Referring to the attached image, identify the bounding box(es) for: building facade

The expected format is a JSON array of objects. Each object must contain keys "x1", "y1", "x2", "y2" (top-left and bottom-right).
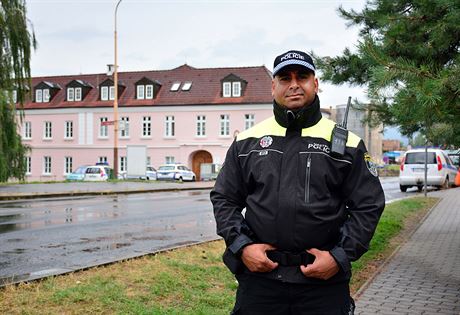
[{"x1": 18, "y1": 65, "x2": 276, "y2": 181}]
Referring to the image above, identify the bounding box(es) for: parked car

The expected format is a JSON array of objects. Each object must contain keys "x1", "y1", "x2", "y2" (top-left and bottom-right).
[
  {"x1": 145, "y1": 166, "x2": 157, "y2": 180},
  {"x1": 156, "y1": 164, "x2": 196, "y2": 182},
  {"x1": 399, "y1": 148, "x2": 458, "y2": 192},
  {"x1": 84, "y1": 165, "x2": 111, "y2": 181},
  {"x1": 66, "y1": 165, "x2": 90, "y2": 181},
  {"x1": 117, "y1": 166, "x2": 157, "y2": 180}
]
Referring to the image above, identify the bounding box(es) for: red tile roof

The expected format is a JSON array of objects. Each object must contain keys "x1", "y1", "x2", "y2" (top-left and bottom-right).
[{"x1": 20, "y1": 64, "x2": 273, "y2": 110}]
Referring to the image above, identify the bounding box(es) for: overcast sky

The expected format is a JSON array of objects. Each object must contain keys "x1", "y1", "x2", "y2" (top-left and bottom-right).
[{"x1": 26, "y1": 0, "x2": 373, "y2": 108}]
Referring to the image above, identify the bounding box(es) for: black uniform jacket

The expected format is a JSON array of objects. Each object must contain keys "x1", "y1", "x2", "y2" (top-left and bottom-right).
[{"x1": 211, "y1": 96, "x2": 385, "y2": 284}]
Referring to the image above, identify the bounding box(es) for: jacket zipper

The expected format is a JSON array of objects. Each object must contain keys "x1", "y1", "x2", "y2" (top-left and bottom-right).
[{"x1": 305, "y1": 154, "x2": 311, "y2": 204}]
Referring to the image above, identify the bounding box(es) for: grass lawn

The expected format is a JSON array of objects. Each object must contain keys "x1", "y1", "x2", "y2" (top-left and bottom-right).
[{"x1": 0, "y1": 197, "x2": 437, "y2": 314}]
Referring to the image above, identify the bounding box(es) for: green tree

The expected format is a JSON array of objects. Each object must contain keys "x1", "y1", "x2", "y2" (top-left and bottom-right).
[
  {"x1": 0, "y1": 0, "x2": 36, "y2": 181},
  {"x1": 314, "y1": 0, "x2": 460, "y2": 146}
]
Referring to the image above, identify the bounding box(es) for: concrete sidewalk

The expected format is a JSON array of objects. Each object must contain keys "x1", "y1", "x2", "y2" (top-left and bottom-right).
[
  {"x1": 0, "y1": 180, "x2": 215, "y2": 200},
  {"x1": 355, "y1": 187, "x2": 460, "y2": 314}
]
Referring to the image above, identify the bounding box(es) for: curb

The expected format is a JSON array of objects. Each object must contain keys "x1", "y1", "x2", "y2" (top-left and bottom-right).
[
  {"x1": 0, "y1": 185, "x2": 215, "y2": 201},
  {"x1": 0, "y1": 237, "x2": 221, "y2": 287}
]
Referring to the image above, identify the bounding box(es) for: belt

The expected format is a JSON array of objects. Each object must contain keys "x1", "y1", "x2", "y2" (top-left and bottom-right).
[{"x1": 267, "y1": 250, "x2": 315, "y2": 266}]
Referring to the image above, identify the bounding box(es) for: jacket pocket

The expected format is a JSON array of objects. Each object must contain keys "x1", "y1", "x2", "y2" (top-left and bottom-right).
[{"x1": 304, "y1": 153, "x2": 312, "y2": 204}]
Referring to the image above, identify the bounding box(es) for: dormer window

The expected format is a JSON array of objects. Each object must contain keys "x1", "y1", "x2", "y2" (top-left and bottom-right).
[
  {"x1": 66, "y1": 80, "x2": 92, "y2": 102},
  {"x1": 136, "y1": 84, "x2": 154, "y2": 99},
  {"x1": 135, "y1": 77, "x2": 160, "y2": 100},
  {"x1": 67, "y1": 87, "x2": 82, "y2": 101},
  {"x1": 36, "y1": 88, "x2": 50, "y2": 103},
  {"x1": 34, "y1": 81, "x2": 61, "y2": 103},
  {"x1": 99, "y1": 79, "x2": 125, "y2": 101},
  {"x1": 221, "y1": 74, "x2": 247, "y2": 98}
]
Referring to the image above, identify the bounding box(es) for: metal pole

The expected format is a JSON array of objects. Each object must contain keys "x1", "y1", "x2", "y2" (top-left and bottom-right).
[
  {"x1": 113, "y1": 0, "x2": 122, "y2": 179},
  {"x1": 424, "y1": 141, "x2": 428, "y2": 197}
]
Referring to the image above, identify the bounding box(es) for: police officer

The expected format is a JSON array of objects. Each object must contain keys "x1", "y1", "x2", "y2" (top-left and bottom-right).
[{"x1": 211, "y1": 50, "x2": 385, "y2": 314}]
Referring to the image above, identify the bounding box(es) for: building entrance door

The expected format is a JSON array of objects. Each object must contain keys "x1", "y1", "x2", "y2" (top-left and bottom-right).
[{"x1": 192, "y1": 151, "x2": 212, "y2": 181}]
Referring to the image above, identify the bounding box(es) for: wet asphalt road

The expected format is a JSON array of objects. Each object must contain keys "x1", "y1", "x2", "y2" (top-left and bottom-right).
[
  {"x1": 0, "y1": 177, "x2": 430, "y2": 285},
  {"x1": 0, "y1": 189, "x2": 217, "y2": 285}
]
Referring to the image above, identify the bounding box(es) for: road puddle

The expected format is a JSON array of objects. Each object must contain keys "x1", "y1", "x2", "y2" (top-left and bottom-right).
[{"x1": 81, "y1": 242, "x2": 131, "y2": 253}]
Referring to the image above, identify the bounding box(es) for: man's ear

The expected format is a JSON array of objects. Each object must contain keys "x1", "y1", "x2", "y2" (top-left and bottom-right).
[
  {"x1": 271, "y1": 79, "x2": 276, "y2": 97},
  {"x1": 314, "y1": 78, "x2": 319, "y2": 93}
]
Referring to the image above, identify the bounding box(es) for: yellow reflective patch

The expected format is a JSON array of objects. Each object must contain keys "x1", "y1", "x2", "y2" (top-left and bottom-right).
[
  {"x1": 236, "y1": 117, "x2": 286, "y2": 141},
  {"x1": 301, "y1": 117, "x2": 361, "y2": 148},
  {"x1": 237, "y1": 116, "x2": 361, "y2": 148}
]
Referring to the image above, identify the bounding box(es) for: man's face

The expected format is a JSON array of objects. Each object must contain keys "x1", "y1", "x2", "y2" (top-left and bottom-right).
[{"x1": 271, "y1": 66, "x2": 318, "y2": 110}]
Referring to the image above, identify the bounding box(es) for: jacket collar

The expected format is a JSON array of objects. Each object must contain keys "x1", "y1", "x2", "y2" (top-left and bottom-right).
[{"x1": 273, "y1": 94, "x2": 322, "y2": 130}]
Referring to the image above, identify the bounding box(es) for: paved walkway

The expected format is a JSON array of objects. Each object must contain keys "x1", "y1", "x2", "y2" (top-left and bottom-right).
[{"x1": 355, "y1": 187, "x2": 460, "y2": 314}]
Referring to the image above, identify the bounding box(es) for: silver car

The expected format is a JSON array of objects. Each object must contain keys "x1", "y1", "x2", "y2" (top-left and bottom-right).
[{"x1": 156, "y1": 164, "x2": 196, "y2": 182}]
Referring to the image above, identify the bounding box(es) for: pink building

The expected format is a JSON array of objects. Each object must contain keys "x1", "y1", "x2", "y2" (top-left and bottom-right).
[{"x1": 18, "y1": 65, "x2": 275, "y2": 181}]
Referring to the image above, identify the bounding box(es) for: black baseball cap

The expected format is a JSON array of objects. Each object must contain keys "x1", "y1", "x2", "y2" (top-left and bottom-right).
[{"x1": 273, "y1": 50, "x2": 316, "y2": 77}]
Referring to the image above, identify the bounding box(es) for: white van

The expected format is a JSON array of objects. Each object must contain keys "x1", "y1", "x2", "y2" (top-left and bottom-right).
[{"x1": 399, "y1": 149, "x2": 458, "y2": 192}]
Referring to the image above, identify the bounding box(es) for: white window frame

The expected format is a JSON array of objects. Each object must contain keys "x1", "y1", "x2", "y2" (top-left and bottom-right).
[
  {"x1": 170, "y1": 82, "x2": 181, "y2": 91},
  {"x1": 146, "y1": 84, "x2": 153, "y2": 99},
  {"x1": 64, "y1": 121, "x2": 73, "y2": 139},
  {"x1": 182, "y1": 82, "x2": 192, "y2": 91},
  {"x1": 137, "y1": 85, "x2": 145, "y2": 100},
  {"x1": 223, "y1": 82, "x2": 231, "y2": 97},
  {"x1": 43, "y1": 156, "x2": 52, "y2": 175},
  {"x1": 36, "y1": 89, "x2": 43, "y2": 103},
  {"x1": 67, "y1": 88, "x2": 74, "y2": 101},
  {"x1": 23, "y1": 121, "x2": 32, "y2": 139},
  {"x1": 220, "y1": 114, "x2": 230, "y2": 136},
  {"x1": 25, "y1": 156, "x2": 31, "y2": 174},
  {"x1": 245, "y1": 114, "x2": 255, "y2": 130},
  {"x1": 43, "y1": 89, "x2": 50, "y2": 102},
  {"x1": 99, "y1": 117, "x2": 108, "y2": 138},
  {"x1": 165, "y1": 115, "x2": 175, "y2": 137},
  {"x1": 75, "y1": 87, "x2": 82, "y2": 101},
  {"x1": 101, "y1": 86, "x2": 109, "y2": 101},
  {"x1": 165, "y1": 156, "x2": 175, "y2": 164},
  {"x1": 196, "y1": 115, "x2": 206, "y2": 137},
  {"x1": 142, "y1": 116, "x2": 151, "y2": 137},
  {"x1": 232, "y1": 82, "x2": 241, "y2": 97},
  {"x1": 64, "y1": 156, "x2": 73, "y2": 174},
  {"x1": 109, "y1": 86, "x2": 115, "y2": 100},
  {"x1": 12, "y1": 90, "x2": 17, "y2": 103},
  {"x1": 120, "y1": 116, "x2": 129, "y2": 138},
  {"x1": 98, "y1": 156, "x2": 108, "y2": 164},
  {"x1": 44, "y1": 121, "x2": 52, "y2": 139}
]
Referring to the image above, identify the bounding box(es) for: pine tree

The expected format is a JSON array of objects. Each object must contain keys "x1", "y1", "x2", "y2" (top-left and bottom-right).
[
  {"x1": 314, "y1": 0, "x2": 460, "y2": 146},
  {"x1": 0, "y1": 0, "x2": 36, "y2": 181}
]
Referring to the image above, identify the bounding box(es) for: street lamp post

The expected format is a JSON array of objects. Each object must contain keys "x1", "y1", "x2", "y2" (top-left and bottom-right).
[{"x1": 113, "y1": 0, "x2": 122, "y2": 179}]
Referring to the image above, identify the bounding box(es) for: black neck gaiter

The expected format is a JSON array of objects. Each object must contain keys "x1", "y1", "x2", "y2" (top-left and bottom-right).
[{"x1": 273, "y1": 94, "x2": 322, "y2": 130}]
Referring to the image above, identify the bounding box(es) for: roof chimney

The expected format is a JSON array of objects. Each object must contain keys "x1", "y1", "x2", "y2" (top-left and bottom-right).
[{"x1": 106, "y1": 64, "x2": 115, "y2": 76}]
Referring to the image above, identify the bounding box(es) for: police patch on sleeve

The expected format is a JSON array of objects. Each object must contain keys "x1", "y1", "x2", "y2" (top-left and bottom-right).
[
  {"x1": 364, "y1": 152, "x2": 378, "y2": 177},
  {"x1": 259, "y1": 136, "x2": 273, "y2": 148}
]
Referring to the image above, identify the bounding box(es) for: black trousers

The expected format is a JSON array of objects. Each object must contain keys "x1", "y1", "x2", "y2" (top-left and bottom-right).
[{"x1": 232, "y1": 274, "x2": 354, "y2": 315}]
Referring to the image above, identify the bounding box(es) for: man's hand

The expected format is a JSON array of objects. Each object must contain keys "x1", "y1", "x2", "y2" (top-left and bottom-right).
[
  {"x1": 241, "y1": 243, "x2": 278, "y2": 272},
  {"x1": 300, "y1": 248, "x2": 340, "y2": 280}
]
